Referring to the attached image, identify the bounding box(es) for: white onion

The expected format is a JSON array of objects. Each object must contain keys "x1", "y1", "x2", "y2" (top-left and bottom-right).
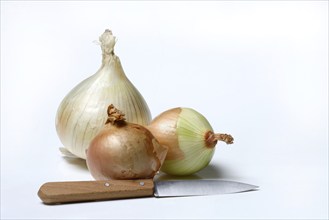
[{"x1": 56, "y1": 30, "x2": 151, "y2": 159}]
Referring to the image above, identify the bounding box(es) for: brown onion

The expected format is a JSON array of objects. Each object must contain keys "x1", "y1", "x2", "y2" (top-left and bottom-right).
[{"x1": 86, "y1": 104, "x2": 168, "y2": 180}]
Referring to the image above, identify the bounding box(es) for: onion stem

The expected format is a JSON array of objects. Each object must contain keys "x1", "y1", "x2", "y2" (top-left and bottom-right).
[
  {"x1": 205, "y1": 131, "x2": 234, "y2": 148},
  {"x1": 105, "y1": 104, "x2": 126, "y2": 125}
]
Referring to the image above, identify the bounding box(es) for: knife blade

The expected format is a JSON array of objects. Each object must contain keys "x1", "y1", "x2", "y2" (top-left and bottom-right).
[{"x1": 38, "y1": 179, "x2": 258, "y2": 204}]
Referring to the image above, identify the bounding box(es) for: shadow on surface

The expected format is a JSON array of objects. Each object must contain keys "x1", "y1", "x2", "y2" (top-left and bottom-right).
[
  {"x1": 156, "y1": 163, "x2": 237, "y2": 181},
  {"x1": 61, "y1": 156, "x2": 88, "y2": 170}
]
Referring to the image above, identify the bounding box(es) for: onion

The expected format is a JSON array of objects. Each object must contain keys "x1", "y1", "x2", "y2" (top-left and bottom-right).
[
  {"x1": 56, "y1": 29, "x2": 151, "y2": 159},
  {"x1": 86, "y1": 105, "x2": 168, "y2": 180},
  {"x1": 147, "y1": 107, "x2": 233, "y2": 176}
]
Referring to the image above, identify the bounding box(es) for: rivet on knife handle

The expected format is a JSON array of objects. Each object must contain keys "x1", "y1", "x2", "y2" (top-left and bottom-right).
[{"x1": 38, "y1": 179, "x2": 154, "y2": 204}]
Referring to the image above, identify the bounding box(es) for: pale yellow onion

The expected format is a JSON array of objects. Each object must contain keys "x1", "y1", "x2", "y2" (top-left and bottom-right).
[
  {"x1": 56, "y1": 29, "x2": 151, "y2": 159},
  {"x1": 147, "y1": 107, "x2": 233, "y2": 176}
]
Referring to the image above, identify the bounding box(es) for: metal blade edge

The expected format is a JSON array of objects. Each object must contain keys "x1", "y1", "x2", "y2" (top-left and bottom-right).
[{"x1": 154, "y1": 179, "x2": 259, "y2": 197}]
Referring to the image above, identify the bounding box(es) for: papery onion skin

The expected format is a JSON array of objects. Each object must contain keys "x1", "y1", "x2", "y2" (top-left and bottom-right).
[
  {"x1": 56, "y1": 30, "x2": 151, "y2": 159},
  {"x1": 148, "y1": 108, "x2": 233, "y2": 176},
  {"x1": 86, "y1": 105, "x2": 167, "y2": 180}
]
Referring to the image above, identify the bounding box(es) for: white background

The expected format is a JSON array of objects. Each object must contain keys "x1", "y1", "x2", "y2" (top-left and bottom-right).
[{"x1": 1, "y1": 1, "x2": 328, "y2": 219}]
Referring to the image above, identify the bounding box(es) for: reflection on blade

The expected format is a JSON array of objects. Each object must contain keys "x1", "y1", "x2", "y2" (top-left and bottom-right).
[{"x1": 154, "y1": 179, "x2": 259, "y2": 197}]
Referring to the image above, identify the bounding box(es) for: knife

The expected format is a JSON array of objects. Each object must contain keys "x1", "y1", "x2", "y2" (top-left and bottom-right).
[{"x1": 38, "y1": 179, "x2": 258, "y2": 204}]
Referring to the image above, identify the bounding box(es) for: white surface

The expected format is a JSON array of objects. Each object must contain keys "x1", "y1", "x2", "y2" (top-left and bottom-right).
[{"x1": 1, "y1": 1, "x2": 328, "y2": 219}]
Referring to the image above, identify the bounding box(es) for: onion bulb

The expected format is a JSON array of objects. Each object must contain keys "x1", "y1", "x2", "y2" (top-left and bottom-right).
[
  {"x1": 86, "y1": 105, "x2": 168, "y2": 180},
  {"x1": 147, "y1": 107, "x2": 233, "y2": 176},
  {"x1": 56, "y1": 29, "x2": 151, "y2": 159}
]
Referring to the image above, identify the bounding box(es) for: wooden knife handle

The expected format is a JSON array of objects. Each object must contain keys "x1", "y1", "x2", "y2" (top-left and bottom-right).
[{"x1": 38, "y1": 179, "x2": 154, "y2": 204}]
